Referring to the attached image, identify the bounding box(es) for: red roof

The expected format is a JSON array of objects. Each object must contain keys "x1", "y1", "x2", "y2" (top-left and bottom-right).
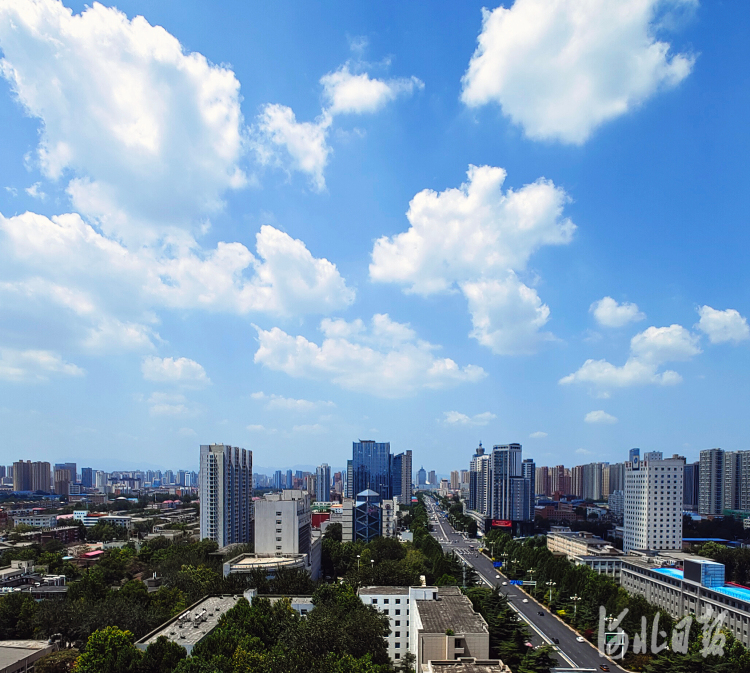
[{"x1": 82, "y1": 550, "x2": 105, "y2": 558}]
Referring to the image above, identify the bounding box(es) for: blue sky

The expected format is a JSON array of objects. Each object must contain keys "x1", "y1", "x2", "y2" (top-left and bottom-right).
[{"x1": 0, "y1": 0, "x2": 748, "y2": 475}]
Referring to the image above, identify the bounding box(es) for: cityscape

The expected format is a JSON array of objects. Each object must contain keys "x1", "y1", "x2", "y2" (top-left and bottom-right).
[{"x1": 1, "y1": 0, "x2": 749, "y2": 673}]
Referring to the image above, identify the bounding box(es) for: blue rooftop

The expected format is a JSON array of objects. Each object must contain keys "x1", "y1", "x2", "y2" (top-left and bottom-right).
[
  {"x1": 716, "y1": 585, "x2": 750, "y2": 602},
  {"x1": 653, "y1": 567, "x2": 684, "y2": 579}
]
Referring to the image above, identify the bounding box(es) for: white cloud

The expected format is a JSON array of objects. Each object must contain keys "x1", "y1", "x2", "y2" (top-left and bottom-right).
[
  {"x1": 321, "y1": 64, "x2": 423, "y2": 115},
  {"x1": 529, "y1": 431, "x2": 547, "y2": 438},
  {"x1": 370, "y1": 165, "x2": 574, "y2": 353},
  {"x1": 0, "y1": 347, "x2": 84, "y2": 382},
  {"x1": 254, "y1": 105, "x2": 332, "y2": 192},
  {"x1": 292, "y1": 423, "x2": 326, "y2": 434},
  {"x1": 147, "y1": 391, "x2": 188, "y2": 417},
  {"x1": 251, "y1": 391, "x2": 335, "y2": 412},
  {"x1": 696, "y1": 305, "x2": 750, "y2": 344},
  {"x1": 461, "y1": 0, "x2": 696, "y2": 143},
  {"x1": 584, "y1": 410, "x2": 618, "y2": 424},
  {"x1": 561, "y1": 323, "x2": 701, "y2": 389},
  {"x1": 462, "y1": 274, "x2": 552, "y2": 355},
  {"x1": 590, "y1": 297, "x2": 645, "y2": 328},
  {"x1": 254, "y1": 314, "x2": 486, "y2": 398},
  {"x1": 246, "y1": 424, "x2": 267, "y2": 432},
  {"x1": 25, "y1": 183, "x2": 46, "y2": 200},
  {"x1": 0, "y1": 0, "x2": 246, "y2": 240},
  {"x1": 0, "y1": 213, "x2": 354, "y2": 320},
  {"x1": 575, "y1": 448, "x2": 593, "y2": 456},
  {"x1": 141, "y1": 356, "x2": 210, "y2": 387},
  {"x1": 253, "y1": 60, "x2": 421, "y2": 190},
  {"x1": 442, "y1": 411, "x2": 496, "y2": 426},
  {"x1": 82, "y1": 318, "x2": 157, "y2": 353}
]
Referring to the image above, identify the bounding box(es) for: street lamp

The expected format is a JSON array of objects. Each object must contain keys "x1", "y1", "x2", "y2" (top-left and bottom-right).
[
  {"x1": 546, "y1": 580, "x2": 556, "y2": 603},
  {"x1": 357, "y1": 555, "x2": 361, "y2": 571},
  {"x1": 570, "y1": 594, "x2": 581, "y2": 617}
]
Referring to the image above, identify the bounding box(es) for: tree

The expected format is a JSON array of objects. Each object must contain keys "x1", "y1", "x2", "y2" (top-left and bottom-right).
[
  {"x1": 72, "y1": 626, "x2": 142, "y2": 673},
  {"x1": 0, "y1": 592, "x2": 37, "y2": 638},
  {"x1": 519, "y1": 644, "x2": 558, "y2": 673},
  {"x1": 395, "y1": 651, "x2": 416, "y2": 673},
  {"x1": 323, "y1": 523, "x2": 342, "y2": 542},
  {"x1": 139, "y1": 636, "x2": 187, "y2": 673},
  {"x1": 35, "y1": 649, "x2": 80, "y2": 673}
]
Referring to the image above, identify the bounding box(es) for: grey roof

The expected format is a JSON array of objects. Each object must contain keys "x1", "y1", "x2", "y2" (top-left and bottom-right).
[
  {"x1": 0, "y1": 641, "x2": 56, "y2": 669},
  {"x1": 358, "y1": 586, "x2": 410, "y2": 595},
  {"x1": 416, "y1": 588, "x2": 488, "y2": 634},
  {"x1": 427, "y1": 661, "x2": 510, "y2": 672},
  {"x1": 136, "y1": 595, "x2": 240, "y2": 652}
]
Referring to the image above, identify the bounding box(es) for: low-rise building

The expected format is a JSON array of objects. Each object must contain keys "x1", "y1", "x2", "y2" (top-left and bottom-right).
[
  {"x1": 11, "y1": 514, "x2": 58, "y2": 529},
  {"x1": 426, "y1": 659, "x2": 511, "y2": 673},
  {"x1": 547, "y1": 529, "x2": 621, "y2": 558},
  {"x1": 0, "y1": 640, "x2": 58, "y2": 673},
  {"x1": 620, "y1": 551, "x2": 750, "y2": 648},
  {"x1": 223, "y1": 552, "x2": 309, "y2": 578},
  {"x1": 72, "y1": 511, "x2": 132, "y2": 529}
]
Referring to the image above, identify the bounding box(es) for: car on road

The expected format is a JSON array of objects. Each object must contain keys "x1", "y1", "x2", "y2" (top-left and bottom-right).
[
  {"x1": 576, "y1": 636, "x2": 585, "y2": 642},
  {"x1": 537, "y1": 611, "x2": 544, "y2": 616},
  {"x1": 552, "y1": 638, "x2": 559, "y2": 644},
  {"x1": 522, "y1": 599, "x2": 529, "y2": 603},
  {"x1": 599, "y1": 666, "x2": 610, "y2": 671},
  {"x1": 502, "y1": 581, "x2": 508, "y2": 586}
]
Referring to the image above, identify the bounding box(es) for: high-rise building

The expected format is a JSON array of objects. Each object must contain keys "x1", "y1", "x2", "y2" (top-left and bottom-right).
[
  {"x1": 491, "y1": 444, "x2": 530, "y2": 521},
  {"x1": 683, "y1": 461, "x2": 700, "y2": 509},
  {"x1": 522, "y1": 458, "x2": 535, "y2": 519},
  {"x1": 13, "y1": 460, "x2": 52, "y2": 493},
  {"x1": 346, "y1": 460, "x2": 354, "y2": 498},
  {"x1": 739, "y1": 453, "x2": 750, "y2": 513},
  {"x1": 581, "y1": 462, "x2": 606, "y2": 501},
  {"x1": 417, "y1": 466, "x2": 427, "y2": 489},
  {"x1": 80, "y1": 467, "x2": 93, "y2": 488},
  {"x1": 199, "y1": 444, "x2": 253, "y2": 547},
  {"x1": 571, "y1": 465, "x2": 584, "y2": 498},
  {"x1": 607, "y1": 463, "x2": 625, "y2": 495},
  {"x1": 624, "y1": 452, "x2": 684, "y2": 553},
  {"x1": 468, "y1": 444, "x2": 491, "y2": 515},
  {"x1": 450, "y1": 470, "x2": 460, "y2": 490},
  {"x1": 95, "y1": 470, "x2": 107, "y2": 492},
  {"x1": 286, "y1": 469, "x2": 293, "y2": 490},
  {"x1": 629, "y1": 448, "x2": 640, "y2": 464},
  {"x1": 390, "y1": 450, "x2": 412, "y2": 503},
  {"x1": 428, "y1": 470, "x2": 437, "y2": 486},
  {"x1": 535, "y1": 466, "x2": 550, "y2": 497},
  {"x1": 164, "y1": 470, "x2": 175, "y2": 486},
  {"x1": 54, "y1": 468, "x2": 71, "y2": 496},
  {"x1": 723, "y1": 451, "x2": 749, "y2": 511},
  {"x1": 315, "y1": 463, "x2": 331, "y2": 502},
  {"x1": 273, "y1": 470, "x2": 284, "y2": 491},
  {"x1": 699, "y1": 448, "x2": 724, "y2": 515},
  {"x1": 353, "y1": 440, "x2": 391, "y2": 500},
  {"x1": 55, "y1": 463, "x2": 77, "y2": 484}
]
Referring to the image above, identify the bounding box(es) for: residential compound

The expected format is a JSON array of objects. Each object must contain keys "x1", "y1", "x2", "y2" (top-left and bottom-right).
[
  {"x1": 698, "y1": 447, "x2": 750, "y2": 515},
  {"x1": 624, "y1": 451, "x2": 684, "y2": 553}
]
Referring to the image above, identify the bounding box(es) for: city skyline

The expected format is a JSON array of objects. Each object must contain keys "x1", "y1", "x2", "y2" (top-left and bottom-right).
[{"x1": 1, "y1": 1, "x2": 749, "y2": 473}]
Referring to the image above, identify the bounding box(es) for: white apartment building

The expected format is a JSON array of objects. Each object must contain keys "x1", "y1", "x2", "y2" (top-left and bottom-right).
[
  {"x1": 254, "y1": 490, "x2": 311, "y2": 558},
  {"x1": 72, "y1": 511, "x2": 132, "y2": 529},
  {"x1": 358, "y1": 586, "x2": 413, "y2": 662},
  {"x1": 11, "y1": 514, "x2": 58, "y2": 528},
  {"x1": 624, "y1": 452, "x2": 685, "y2": 553},
  {"x1": 199, "y1": 444, "x2": 253, "y2": 547}
]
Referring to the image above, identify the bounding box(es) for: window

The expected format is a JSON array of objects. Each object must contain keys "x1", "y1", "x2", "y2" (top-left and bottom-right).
[
  {"x1": 395, "y1": 609, "x2": 401, "y2": 615},
  {"x1": 395, "y1": 599, "x2": 401, "y2": 604},
  {"x1": 395, "y1": 620, "x2": 400, "y2": 626},
  {"x1": 276, "y1": 512, "x2": 282, "y2": 516},
  {"x1": 372, "y1": 599, "x2": 378, "y2": 604},
  {"x1": 383, "y1": 609, "x2": 389, "y2": 615},
  {"x1": 384, "y1": 599, "x2": 389, "y2": 604},
  {"x1": 395, "y1": 631, "x2": 400, "y2": 637},
  {"x1": 395, "y1": 642, "x2": 400, "y2": 648}
]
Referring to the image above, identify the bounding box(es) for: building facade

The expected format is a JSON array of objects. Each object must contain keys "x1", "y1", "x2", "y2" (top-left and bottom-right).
[
  {"x1": 624, "y1": 452, "x2": 684, "y2": 553},
  {"x1": 199, "y1": 444, "x2": 253, "y2": 547},
  {"x1": 315, "y1": 464, "x2": 331, "y2": 502},
  {"x1": 699, "y1": 448, "x2": 724, "y2": 515},
  {"x1": 353, "y1": 440, "x2": 392, "y2": 500},
  {"x1": 254, "y1": 490, "x2": 311, "y2": 560}
]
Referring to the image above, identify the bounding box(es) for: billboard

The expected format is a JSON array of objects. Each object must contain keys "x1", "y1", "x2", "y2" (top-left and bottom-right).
[{"x1": 491, "y1": 519, "x2": 512, "y2": 528}]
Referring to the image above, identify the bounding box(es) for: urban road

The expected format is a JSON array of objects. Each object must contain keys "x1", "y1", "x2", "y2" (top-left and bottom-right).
[{"x1": 425, "y1": 498, "x2": 624, "y2": 673}]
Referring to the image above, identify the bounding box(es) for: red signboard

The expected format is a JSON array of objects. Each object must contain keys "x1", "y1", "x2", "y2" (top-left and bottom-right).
[{"x1": 492, "y1": 519, "x2": 512, "y2": 528}]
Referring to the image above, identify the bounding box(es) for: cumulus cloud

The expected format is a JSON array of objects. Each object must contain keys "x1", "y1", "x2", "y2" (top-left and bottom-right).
[
  {"x1": 251, "y1": 391, "x2": 335, "y2": 412},
  {"x1": 461, "y1": 0, "x2": 696, "y2": 143},
  {"x1": 141, "y1": 356, "x2": 210, "y2": 387},
  {"x1": 24, "y1": 183, "x2": 46, "y2": 200},
  {"x1": 321, "y1": 64, "x2": 423, "y2": 115},
  {"x1": 82, "y1": 318, "x2": 158, "y2": 353},
  {"x1": 0, "y1": 0, "x2": 246, "y2": 240},
  {"x1": 584, "y1": 410, "x2": 618, "y2": 424},
  {"x1": 0, "y1": 213, "x2": 354, "y2": 322},
  {"x1": 590, "y1": 297, "x2": 646, "y2": 328},
  {"x1": 253, "y1": 60, "x2": 421, "y2": 191},
  {"x1": 695, "y1": 305, "x2": 750, "y2": 344},
  {"x1": 561, "y1": 324, "x2": 701, "y2": 389},
  {"x1": 254, "y1": 314, "x2": 486, "y2": 398},
  {"x1": 529, "y1": 431, "x2": 547, "y2": 438},
  {"x1": 0, "y1": 347, "x2": 84, "y2": 382},
  {"x1": 442, "y1": 411, "x2": 496, "y2": 426},
  {"x1": 246, "y1": 424, "x2": 267, "y2": 432},
  {"x1": 370, "y1": 165, "x2": 574, "y2": 353}
]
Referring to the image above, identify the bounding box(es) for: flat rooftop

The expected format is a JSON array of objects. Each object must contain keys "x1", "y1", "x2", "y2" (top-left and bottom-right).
[
  {"x1": 417, "y1": 587, "x2": 487, "y2": 635},
  {"x1": 136, "y1": 595, "x2": 240, "y2": 652},
  {"x1": 0, "y1": 640, "x2": 55, "y2": 669},
  {"x1": 650, "y1": 564, "x2": 750, "y2": 603},
  {"x1": 227, "y1": 554, "x2": 305, "y2": 569},
  {"x1": 359, "y1": 586, "x2": 410, "y2": 595},
  {"x1": 427, "y1": 661, "x2": 510, "y2": 673}
]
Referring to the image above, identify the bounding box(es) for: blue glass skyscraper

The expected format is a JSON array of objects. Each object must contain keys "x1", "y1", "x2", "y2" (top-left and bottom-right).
[{"x1": 353, "y1": 440, "x2": 391, "y2": 501}]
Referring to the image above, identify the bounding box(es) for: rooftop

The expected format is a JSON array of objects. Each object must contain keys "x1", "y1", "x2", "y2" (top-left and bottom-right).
[
  {"x1": 426, "y1": 659, "x2": 511, "y2": 673},
  {"x1": 359, "y1": 586, "x2": 410, "y2": 595},
  {"x1": 136, "y1": 595, "x2": 240, "y2": 653},
  {"x1": 416, "y1": 587, "x2": 488, "y2": 635},
  {"x1": 0, "y1": 640, "x2": 56, "y2": 669}
]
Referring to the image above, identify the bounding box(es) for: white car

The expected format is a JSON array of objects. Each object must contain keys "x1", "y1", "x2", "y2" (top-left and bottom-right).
[
  {"x1": 522, "y1": 599, "x2": 529, "y2": 603},
  {"x1": 576, "y1": 636, "x2": 585, "y2": 642},
  {"x1": 502, "y1": 581, "x2": 508, "y2": 586}
]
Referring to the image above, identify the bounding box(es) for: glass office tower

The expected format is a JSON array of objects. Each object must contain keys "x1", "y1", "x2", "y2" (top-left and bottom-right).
[{"x1": 353, "y1": 440, "x2": 391, "y2": 501}]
